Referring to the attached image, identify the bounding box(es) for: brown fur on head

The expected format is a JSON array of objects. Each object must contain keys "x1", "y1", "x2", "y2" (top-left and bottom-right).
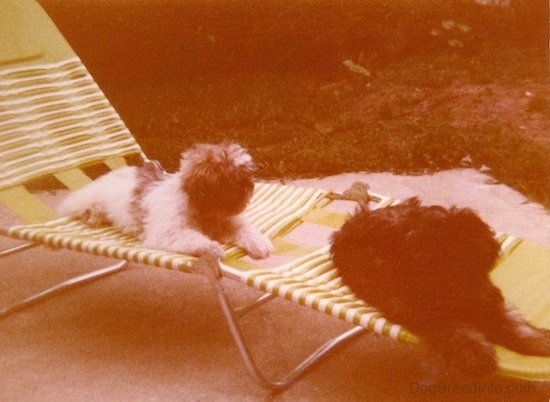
[{"x1": 180, "y1": 142, "x2": 256, "y2": 219}]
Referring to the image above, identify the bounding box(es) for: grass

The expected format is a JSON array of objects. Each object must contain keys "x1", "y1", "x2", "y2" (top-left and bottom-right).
[
  {"x1": 109, "y1": 46, "x2": 549, "y2": 206},
  {"x1": 40, "y1": 0, "x2": 549, "y2": 207}
]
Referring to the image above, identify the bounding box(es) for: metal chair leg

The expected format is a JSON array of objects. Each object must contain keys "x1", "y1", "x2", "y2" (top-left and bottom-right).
[
  {"x1": 234, "y1": 293, "x2": 277, "y2": 317},
  {"x1": 190, "y1": 253, "x2": 366, "y2": 391},
  {"x1": 0, "y1": 242, "x2": 39, "y2": 258},
  {"x1": 0, "y1": 260, "x2": 128, "y2": 317}
]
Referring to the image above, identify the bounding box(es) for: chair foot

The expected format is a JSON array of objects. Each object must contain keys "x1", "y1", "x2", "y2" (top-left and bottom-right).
[{"x1": 0, "y1": 260, "x2": 128, "y2": 318}]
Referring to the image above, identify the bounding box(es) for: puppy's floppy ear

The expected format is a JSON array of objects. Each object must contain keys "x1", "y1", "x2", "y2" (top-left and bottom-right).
[
  {"x1": 447, "y1": 207, "x2": 495, "y2": 241},
  {"x1": 448, "y1": 207, "x2": 501, "y2": 269},
  {"x1": 223, "y1": 142, "x2": 256, "y2": 172},
  {"x1": 179, "y1": 143, "x2": 209, "y2": 169}
]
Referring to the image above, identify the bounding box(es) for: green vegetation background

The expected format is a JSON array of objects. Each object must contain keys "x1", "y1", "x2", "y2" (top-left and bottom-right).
[{"x1": 40, "y1": 0, "x2": 549, "y2": 206}]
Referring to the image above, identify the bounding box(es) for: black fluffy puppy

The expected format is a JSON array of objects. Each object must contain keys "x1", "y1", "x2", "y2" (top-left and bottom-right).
[{"x1": 331, "y1": 198, "x2": 550, "y2": 376}]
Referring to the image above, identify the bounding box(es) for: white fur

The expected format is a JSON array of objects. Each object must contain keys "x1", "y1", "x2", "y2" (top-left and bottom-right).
[
  {"x1": 59, "y1": 167, "x2": 142, "y2": 235},
  {"x1": 58, "y1": 144, "x2": 274, "y2": 259}
]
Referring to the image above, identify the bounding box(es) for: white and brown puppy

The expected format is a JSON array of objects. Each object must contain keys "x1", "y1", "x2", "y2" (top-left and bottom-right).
[{"x1": 59, "y1": 142, "x2": 274, "y2": 259}]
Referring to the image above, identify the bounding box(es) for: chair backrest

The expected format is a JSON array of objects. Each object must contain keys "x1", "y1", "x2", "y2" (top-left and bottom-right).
[
  {"x1": 0, "y1": 0, "x2": 144, "y2": 224},
  {"x1": 0, "y1": 0, "x2": 143, "y2": 191}
]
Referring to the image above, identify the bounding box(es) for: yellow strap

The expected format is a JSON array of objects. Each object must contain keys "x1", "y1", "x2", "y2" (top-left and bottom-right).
[
  {"x1": 271, "y1": 237, "x2": 319, "y2": 256},
  {"x1": 491, "y1": 241, "x2": 550, "y2": 381},
  {"x1": 301, "y1": 207, "x2": 349, "y2": 229},
  {"x1": 0, "y1": 185, "x2": 57, "y2": 223},
  {"x1": 223, "y1": 255, "x2": 263, "y2": 271},
  {"x1": 223, "y1": 237, "x2": 320, "y2": 271},
  {"x1": 492, "y1": 241, "x2": 550, "y2": 326},
  {"x1": 0, "y1": 0, "x2": 43, "y2": 66},
  {"x1": 53, "y1": 169, "x2": 93, "y2": 191},
  {"x1": 53, "y1": 157, "x2": 129, "y2": 191},
  {"x1": 104, "y1": 157, "x2": 129, "y2": 171}
]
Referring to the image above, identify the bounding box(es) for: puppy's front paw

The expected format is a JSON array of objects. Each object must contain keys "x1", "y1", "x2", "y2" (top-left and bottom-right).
[
  {"x1": 240, "y1": 235, "x2": 274, "y2": 259},
  {"x1": 196, "y1": 242, "x2": 225, "y2": 260},
  {"x1": 442, "y1": 327, "x2": 497, "y2": 377}
]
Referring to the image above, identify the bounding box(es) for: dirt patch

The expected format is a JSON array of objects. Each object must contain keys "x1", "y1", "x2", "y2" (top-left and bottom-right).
[
  {"x1": 354, "y1": 80, "x2": 549, "y2": 146},
  {"x1": 446, "y1": 81, "x2": 549, "y2": 144}
]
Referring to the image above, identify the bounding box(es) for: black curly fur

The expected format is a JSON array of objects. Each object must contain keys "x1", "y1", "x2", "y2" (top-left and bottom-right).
[{"x1": 331, "y1": 197, "x2": 550, "y2": 376}]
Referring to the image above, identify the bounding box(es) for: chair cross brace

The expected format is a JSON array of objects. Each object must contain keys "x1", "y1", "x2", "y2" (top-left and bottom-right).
[
  {"x1": 0, "y1": 243, "x2": 128, "y2": 318},
  {"x1": 190, "y1": 252, "x2": 366, "y2": 391}
]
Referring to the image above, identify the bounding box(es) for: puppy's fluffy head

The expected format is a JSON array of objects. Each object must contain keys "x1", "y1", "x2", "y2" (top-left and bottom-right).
[
  {"x1": 180, "y1": 142, "x2": 256, "y2": 217},
  {"x1": 329, "y1": 198, "x2": 550, "y2": 377},
  {"x1": 330, "y1": 197, "x2": 501, "y2": 317}
]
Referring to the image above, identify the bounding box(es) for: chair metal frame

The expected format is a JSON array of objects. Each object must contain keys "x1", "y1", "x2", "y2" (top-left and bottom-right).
[
  {"x1": 1, "y1": 203, "x2": 367, "y2": 392},
  {"x1": 2, "y1": 0, "x2": 549, "y2": 390}
]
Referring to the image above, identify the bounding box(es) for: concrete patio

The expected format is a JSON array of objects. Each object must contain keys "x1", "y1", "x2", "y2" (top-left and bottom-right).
[{"x1": 1, "y1": 171, "x2": 549, "y2": 401}]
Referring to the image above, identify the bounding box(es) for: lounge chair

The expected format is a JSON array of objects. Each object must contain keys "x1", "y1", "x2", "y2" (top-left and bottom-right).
[{"x1": 1, "y1": 0, "x2": 549, "y2": 390}]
